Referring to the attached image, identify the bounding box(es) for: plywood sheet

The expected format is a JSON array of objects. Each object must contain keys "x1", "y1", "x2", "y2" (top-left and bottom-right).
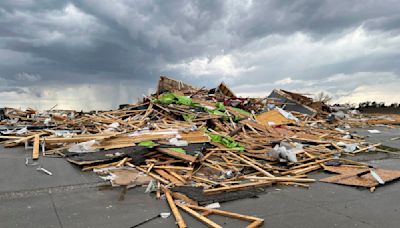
[
  {"x1": 255, "y1": 110, "x2": 294, "y2": 126},
  {"x1": 321, "y1": 166, "x2": 400, "y2": 188}
]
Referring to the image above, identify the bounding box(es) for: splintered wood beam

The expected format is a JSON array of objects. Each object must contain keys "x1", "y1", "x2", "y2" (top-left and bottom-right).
[
  {"x1": 289, "y1": 164, "x2": 321, "y2": 175},
  {"x1": 32, "y1": 134, "x2": 40, "y2": 160},
  {"x1": 151, "y1": 165, "x2": 193, "y2": 171},
  {"x1": 177, "y1": 203, "x2": 222, "y2": 228},
  {"x1": 156, "y1": 148, "x2": 197, "y2": 163},
  {"x1": 289, "y1": 158, "x2": 331, "y2": 170},
  {"x1": 134, "y1": 166, "x2": 170, "y2": 185},
  {"x1": 247, "y1": 220, "x2": 265, "y2": 228},
  {"x1": 163, "y1": 188, "x2": 187, "y2": 228},
  {"x1": 4, "y1": 134, "x2": 39, "y2": 148},
  {"x1": 116, "y1": 157, "x2": 128, "y2": 167},
  {"x1": 184, "y1": 204, "x2": 264, "y2": 228},
  {"x1": 203, "y1": 181, "x2": 272, "y2": 195},
  {"x1": 154, "y1": 169, "x2": 184, "y2": 186},
  {"x1": 352, "y1": 143, "x2": 381, "y2": 154},
  {"x1": 0, "y1": 136, "x2": 25, "y2": 139},
  {"x1": 244, "y1": 176, "x2": 316, "y2": 183},
  {"x1": 167, "y1": 170, "x2": 187, "y2": 183}
]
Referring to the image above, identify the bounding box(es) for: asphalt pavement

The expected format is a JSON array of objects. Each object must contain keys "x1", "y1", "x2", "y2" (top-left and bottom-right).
[{"x1": 0, "y1": 126, "x2": 399, "y2": 228}]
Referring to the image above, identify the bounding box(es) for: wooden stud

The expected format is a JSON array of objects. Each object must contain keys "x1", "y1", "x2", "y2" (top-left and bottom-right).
[
  {"x1": 32, "y1": 134, "x2": 40, "y2": 160},
  {"x1": 177, "y1": 203, "x2": 222, "y2": 228},
  {"x1": 203, "y1": 181, "x2": 271, "y2": 195},
  {"x1": 244, "y1": 176, "x2": 316, "y2": 183},
  {"x1": 184, "y1": 204, "x2": 264, "y2": 228},
  {"x1": 163, "y1": 188, "x2": 187, "y2": 228}
]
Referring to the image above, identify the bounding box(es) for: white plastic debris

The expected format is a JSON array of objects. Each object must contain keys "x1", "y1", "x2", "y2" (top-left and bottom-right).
[
  {"x1": 337, "y1": 142, "x2": 358, "y2": 152},
  {"x1": 205, "y1": 202, "x2": 221, "y2": 209},
  {"x1": 368, "y1": 129, "x2": 381, "y2": 134},
  {"x1": 8, "y1": 118, "x2": 18, "y2": 124},
  {"x1": 53, "y1": 130, "x2": 74, "y2": 137},
  {"x1": 44, "y1": 118, "x2": 51, "y2": 125},
  {"x1": 267, "y1": 103, "x2": 276, "y2": 110},
  {"x1": 271, "y1": 142, "x2": 303, "y2": 162},
  {"x1": 169, "y1": 137, "x2": 188, "y2": 147},
  {"x1": 68, "y1": 140, "x2": 98, "y2": 153},
  {"x1": 108, "y1": 122, "x2": 120, "y2": 129},
  {"x1": 335, "y1": 128, "x2": 346, "y2": 134},
  {"x1": 145, "y1": 180, "x2": 157, "y2": 193},
  {"x1": 2, "y1": 129, "x2": 15, "y2": 134},
  {"x1": 350, "y1": 110, "x2": 359, "y2": 115},
  {"x1": 36, "y1": 167, "x2": 53, "y2": 175},
  {"x1": 368, "y1": 146, "x2": 377, "y2": 152},
  {"x1": 25, "y1": 157, "x2": 39, "y2": 166},
  {"x1": 370, "y1": 169, "x2": 385, "y2": 184},
  {"x1": 160, "y1": 213, "x2": 171, "y2": 219},
  {"x1": 332, "y1": 111, "x2": 346, "y2": 119},
  {"x1": 224, "y1": 170, "x2": 234, "y2": 178},
  {"x1": 276, "y1": 107, "x2": 299, "y2": 122},
  {"x1": 16, "y1": 126, "x2": 28, "y2": 135},
  {"x1": 105, "y1": 122, "x2": 120, "y2": 132},
  {"x1": 342, "y1": 133, "x2": 352, "y2": 139}
]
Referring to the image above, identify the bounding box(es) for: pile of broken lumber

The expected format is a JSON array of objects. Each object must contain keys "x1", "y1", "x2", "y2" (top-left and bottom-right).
[{"x1": 1, "y1": 76, "x2": 399, "y2": 227}]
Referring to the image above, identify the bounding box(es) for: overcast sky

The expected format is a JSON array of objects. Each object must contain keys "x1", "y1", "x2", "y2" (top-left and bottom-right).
[{"x1": 1, "y1": 0, "x2": 400, "y2": 110}]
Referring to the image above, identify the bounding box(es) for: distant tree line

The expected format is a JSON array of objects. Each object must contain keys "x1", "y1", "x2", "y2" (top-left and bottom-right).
[{"x1": 359, "y1": 102, "x2": 399, "y2": 108}]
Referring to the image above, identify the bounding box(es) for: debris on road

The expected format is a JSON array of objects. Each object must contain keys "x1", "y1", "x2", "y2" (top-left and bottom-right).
[{"x1": 1, "y1": 76, "x2": 400, "y2": 227}]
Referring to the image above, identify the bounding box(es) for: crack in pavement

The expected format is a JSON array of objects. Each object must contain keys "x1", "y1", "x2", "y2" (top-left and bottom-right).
[
  {"x1": 49, "y1": 190, "x2": 64, "y2": 228},
  {"x1": 0, "y1": 181, "x2": 107, "y2": 200}
]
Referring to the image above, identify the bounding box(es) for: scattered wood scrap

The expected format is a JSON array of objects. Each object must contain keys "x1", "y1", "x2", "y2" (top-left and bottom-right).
[{"x1": 1, "y1": 75, "x2": 400, "y2": 227}]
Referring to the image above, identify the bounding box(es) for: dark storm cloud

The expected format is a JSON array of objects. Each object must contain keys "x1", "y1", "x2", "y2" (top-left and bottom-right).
[
  {"x1": 228, "y1": 0, "x2": 400, "y2": 39},
  {"x1": 0, "y1": 0, "x2": 399, "y2": 109}
]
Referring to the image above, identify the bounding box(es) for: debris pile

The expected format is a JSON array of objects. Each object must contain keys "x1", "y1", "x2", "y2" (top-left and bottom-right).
[{"x1": 1, "y1": 76, "x2": 399, "y2": 227}]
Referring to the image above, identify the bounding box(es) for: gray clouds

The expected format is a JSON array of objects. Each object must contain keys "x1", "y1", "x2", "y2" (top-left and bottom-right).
[{"x1": 0, "y1": 0, "x2": 399, "y2": 110}]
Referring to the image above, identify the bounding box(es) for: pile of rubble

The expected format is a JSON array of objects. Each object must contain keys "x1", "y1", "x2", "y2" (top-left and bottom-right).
[{"x1": 1, "y1": 76, "x2": 400, "y2": 228}]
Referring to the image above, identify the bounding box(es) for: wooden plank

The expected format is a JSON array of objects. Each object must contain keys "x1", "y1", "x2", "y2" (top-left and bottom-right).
[
  {"x1": 154, "y1": 169, "x2": 183, "y2": 186},
  {"x1": 167, "y1": 170, "x2": 187, "y2": 183},
  {"x1": 289, "y1": 158, "x2": 331, "y2": 170},
  {"x1": 0, "y1": 136, "x2": 25, "y2": 139},
  {"x1": 244, "y1": 176, "x2": 316, "y2": 183},
  {"x1": 290, "y1": 164, "x2": 321, "y2": 175},
  {"x1": 4, "y1": 134, "x2": 38, "y2": 148},
  {"x1": 247, "y1": 220, "x2": 265, "y2": 228},
  {"x1": 156, "y1": 148, "x2": 197, "y2": 163},
  {"x1": 163, "y1": 188, "x2": 187, "y2": 228},
  {"x1": 185, "y1": 204, "x2": 264, "y2": 227},
  {"x1": 177, "y1": 203, "x2": 222, "y2": 228},
  {"x1": 134, "y1": 166, "x2": 170, "y2": 185},
  {"x1": 203, "y1": 181, "x2": 272, "y2": 195},
  {"x1": 32, "y1": 134, "x2": 40, "y2": 160},
  {"x1": 353, "y1": 143, "x2": 381, "y2": 154},
  {"x1": 151, "y1": 165, "x2": 193, "y2": 171}
]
